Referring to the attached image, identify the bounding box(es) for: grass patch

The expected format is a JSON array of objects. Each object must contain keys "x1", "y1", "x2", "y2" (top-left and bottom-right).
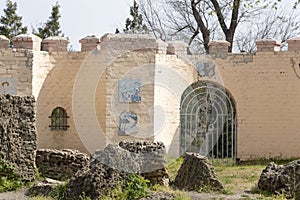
[
  {"x1": 0, "y1": 159, "x2": 25, "y2": 192},
  {"x1": 215, "y1": 164, "x2": 265, "y2": 193},
  {"x1": 32, "y1": 158, "x2": 293, "y2": 200},
  {"x1": 101, "y1": 174, "x2": 150, "y2": 200},
  {"x1": 167, "y1": 156, "x2": 184, "y2": 182},
  {"x1": 167, "y1": 156, "x2": 290, "y2": 199},
  {"x1": 173, "y1": 191, "x2": 192, "y2": 200},
  {"x1": 33, "y1": 196, "x2": 55, "y2": 200}
]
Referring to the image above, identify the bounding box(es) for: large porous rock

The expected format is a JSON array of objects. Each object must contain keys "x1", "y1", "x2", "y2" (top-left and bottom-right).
[
  {"x1": 36, "y1": 149, "x2": 89, "y2": 181},
  {"x1": 65, "y1": 157, "x2": 127, "y2": 200},
  {"x1": 258, "y1": 160, "x2": 300, "y2": 199},
  {"x1": 174, "y1": 152, "x2": 223, "y2": 191},
  {"x1": 119, "y1": 141, "x2": 169, "y2": 186},
  {"x1": 94, "y1": 144, "x2": 140, "y2": 173},
  {"x1": 65, "y1": 144, "x2": 135, "y2": 200},
  {"x1": 65, "y1": 142, "x2": 170, "y2": 200},
  {"x1": 0, "y1": 95, "x2": 36, "y2": 181}
]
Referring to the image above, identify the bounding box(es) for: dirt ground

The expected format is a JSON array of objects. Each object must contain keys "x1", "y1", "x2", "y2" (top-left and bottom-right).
[{"x1": 0, "y1": 189, "x2": 264, "y2": 200}]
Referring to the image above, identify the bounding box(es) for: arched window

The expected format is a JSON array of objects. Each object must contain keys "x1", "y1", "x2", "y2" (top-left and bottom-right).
[{"x1": 49, "y1": 107, "x2": 69, "y2": 130}]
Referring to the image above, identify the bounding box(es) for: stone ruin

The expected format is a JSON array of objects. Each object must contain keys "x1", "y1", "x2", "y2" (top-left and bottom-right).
[
  {"x1": 258, "y1": 160, "x2": 300, "y2": 199},
  {"x1": 65, "y1": 141, "x2": 169, "y2": 200},
  {"x1": 119, "y1": 141, "x2": 169, "y2": 185},
  {"x1": 0, "y1": 94, "x2": 36, "y2": 181},
  {"x1": 174, "y1": 152, "x2": 224, "y2": 191},
  {"x1": 35, "y1": 149, "x2": 90, "y2": 180}
]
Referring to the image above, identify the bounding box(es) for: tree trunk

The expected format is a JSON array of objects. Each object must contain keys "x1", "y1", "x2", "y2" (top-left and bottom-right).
[{"x1": 191, "y1": 0, "x2": 210, "y2": 53}]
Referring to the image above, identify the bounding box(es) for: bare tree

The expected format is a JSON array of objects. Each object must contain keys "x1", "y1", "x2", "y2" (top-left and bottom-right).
[
  {"x1": 139, "y1": 0, "x2": 300, "y2": 53},
  {"x1": 235, "y1": 8, "x2": 300, "y2": 52}
]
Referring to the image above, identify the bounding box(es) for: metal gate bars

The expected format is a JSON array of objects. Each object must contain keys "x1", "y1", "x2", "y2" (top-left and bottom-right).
[{"x1": 180, "y1": 81, "x2": 236, "y2": 163}]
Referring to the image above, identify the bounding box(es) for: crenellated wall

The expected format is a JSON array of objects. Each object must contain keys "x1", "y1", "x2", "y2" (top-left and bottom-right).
[{"x1": 0, "y1": 33, "x2": 300, "y2": 161}]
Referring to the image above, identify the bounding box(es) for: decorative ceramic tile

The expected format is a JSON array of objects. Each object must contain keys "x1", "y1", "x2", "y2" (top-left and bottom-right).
[
  {"x1": 119, "y1": 111, "x2": 138, "y2": 135},
  {"x1": 0, "y1": 78, "x2": 17, "y2": 95},
  {"x1": 196, "y1": 62, "x2": 215, "y2": 78},
  {"x1": 119, "y1": 79, "x2": 141, "y2": 102}
]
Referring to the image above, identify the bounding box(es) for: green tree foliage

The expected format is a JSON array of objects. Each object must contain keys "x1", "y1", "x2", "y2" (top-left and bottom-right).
[
  {"x1": 123, "y1": 0, "x2": 148, "y2": 33},
  {"x1": 0, "y1": 0, "x2": 27, "y2": 42},
  {"x1": 34, "y1": 2, "x2": 63, "y2": 39}
]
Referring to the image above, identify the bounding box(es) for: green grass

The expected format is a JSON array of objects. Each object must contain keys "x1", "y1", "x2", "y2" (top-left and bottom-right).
[
  {"x1": 167, "y1": 156, "x2": 292, "y2": 199},
  {"x1": 0, "y1": 159, "x2": 25, "y2": 192},
  {"x1": 0, "y1": 156, "x2": 293, "y2": 200},
  {"x1": 33, "y1": 196, "x2": 55, "y2": 200},
  {"x1": 167, "y1": 156, "x2": 184, "y2": 182}
]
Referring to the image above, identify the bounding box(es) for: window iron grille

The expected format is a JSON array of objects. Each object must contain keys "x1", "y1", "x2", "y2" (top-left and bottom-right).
[{"x1": 49, "y1": 107, "x2": 70, "y2": 130}]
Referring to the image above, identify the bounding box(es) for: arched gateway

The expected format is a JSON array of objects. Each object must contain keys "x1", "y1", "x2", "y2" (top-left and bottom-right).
[{"x1": 180, "y1": 81, "x2": 237, "y2": 162}]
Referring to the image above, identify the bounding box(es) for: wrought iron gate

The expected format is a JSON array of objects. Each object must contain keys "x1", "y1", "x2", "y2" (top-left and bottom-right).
[{"x1": 180, "y1": 81, "x2": 236, "y2": 162}]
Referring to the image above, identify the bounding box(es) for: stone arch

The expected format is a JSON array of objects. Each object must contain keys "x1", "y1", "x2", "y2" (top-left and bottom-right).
[{"x1": 180, "y1": 80, "x2": 237, "y2": 161}]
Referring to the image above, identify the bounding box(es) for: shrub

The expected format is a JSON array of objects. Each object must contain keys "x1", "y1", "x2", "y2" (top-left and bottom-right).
[
  {"x1": 122, "y1": 174, "x2": 150, "y2": 200},
  {"x1": 0, "y1": 159, "x2": 24, "y2": 192},
  {"x1": 101, "y1": 174, "x2": 150, "y2": 200}
]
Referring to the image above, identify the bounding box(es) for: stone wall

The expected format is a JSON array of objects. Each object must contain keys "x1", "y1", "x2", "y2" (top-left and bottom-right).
[
  {"x1": 36, "y1": 149, "x2": 89, "y2": 180},
  {"x1": 105, "y1": 50, "x2": 156, "y2": 144},
  {"x1": 0, "y1": 94, "x2": 36, "y2": 181}
]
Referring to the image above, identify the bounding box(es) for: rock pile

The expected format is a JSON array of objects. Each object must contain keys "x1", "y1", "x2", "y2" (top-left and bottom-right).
[
  {"x1": 36, "y1": 149, "x2": 89, "y2": 180},
  {"x1": 258, "y1": 160, "x2": 300, "y2": 199},
  {"x1": 65, "y1": 141, "x2": 169, "y2": 200},
  {"x1": 174, "y1": 152, "x2": 223, "y2": 191},
  {"x1": 0, "y1": 95, "x2": 36, "y2": 181}
]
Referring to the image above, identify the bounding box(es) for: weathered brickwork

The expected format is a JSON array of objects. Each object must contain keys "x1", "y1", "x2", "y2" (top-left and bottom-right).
[
  {"x1": 36, "y1": 149, "x2": 89, "y2": 180},
  {"x1": 0, "y1": 33, "x2": 300, "y2": 161},
  {"x1": 0, "y1": 95, "x2": 36, "y2": 181},
  {"x1": 0, "y1": 49, "x2": 33, "y2": 96}
]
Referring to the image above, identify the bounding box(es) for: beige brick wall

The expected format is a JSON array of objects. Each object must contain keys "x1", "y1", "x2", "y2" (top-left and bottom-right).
[
  {"x1": 32, "y1": 51, "x2": 54, "y2": 98},
  {"x1": 160, "y1": 51, "x2": 300, "y2": 160},
  {"x1": 105, "y1": 50, "x2": 156, "y2": 144},
  {"x1": 216, "y1": 52, "x2": 300, "y2": 160},
  {"x1": 2, "y1": 34, "x2": 300, "y2": 161},
  {"x1": 72, "y1": 50, "x2": 107, "y2": 154},
  {"x1": 0, "y1": 49, "x2": 33, "y2": 96},
  {"x1": 36, "y1": 52, "x2": 106, "y2": 154}
]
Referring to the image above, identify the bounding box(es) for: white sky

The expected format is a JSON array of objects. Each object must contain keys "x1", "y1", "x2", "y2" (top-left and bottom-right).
[{"x1": 0, "y1": 0, "x2": 133, "y2": 50}]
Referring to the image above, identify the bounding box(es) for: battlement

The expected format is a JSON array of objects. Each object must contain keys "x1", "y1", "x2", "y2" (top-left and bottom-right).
[{"x1": 0, "y1": 33, "x2": 299, "y2": 54}]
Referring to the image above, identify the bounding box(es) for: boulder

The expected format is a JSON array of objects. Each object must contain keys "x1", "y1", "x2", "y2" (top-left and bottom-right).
[
  {"x1": 65, "y1": 156, "x2": 127, "y2": 200},
  {"x1": 65, "y1": 142, "x2": 170, "y2": 200},
  {"x1": 119, "y1": 141, "x2": 169, "y2": 185},
  {"x1": 36, "y1": 149, "x2": 90, "y2": 180},
  {"x1": 258, "y1": 160, "x2": 300, "y2": 199},
  {"x1": 94, "y1": 143, "x2": 140, "y2": 173},
  {"x1": 174, "y1": 152, "x2": 223, "y2": 191}
]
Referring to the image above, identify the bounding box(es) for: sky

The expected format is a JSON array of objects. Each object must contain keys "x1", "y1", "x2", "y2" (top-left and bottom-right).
[{"x1": 0, "y1": 0, "x2": 133, "y2": 50}]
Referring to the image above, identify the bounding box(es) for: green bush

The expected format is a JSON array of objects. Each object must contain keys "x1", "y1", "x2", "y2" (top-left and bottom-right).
[
  {"x1": 121, "y1": 174, "x2": 150, "y2": 200},
  {"x1": 101, "y1": 174, "x2": 150, "y2": 200},
  {"x1": 48, "y1": 181, "x2": 68, "y2": 200},
  {"x1": 0, "y1": 159, "x2": 24, "y2": 192}
]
